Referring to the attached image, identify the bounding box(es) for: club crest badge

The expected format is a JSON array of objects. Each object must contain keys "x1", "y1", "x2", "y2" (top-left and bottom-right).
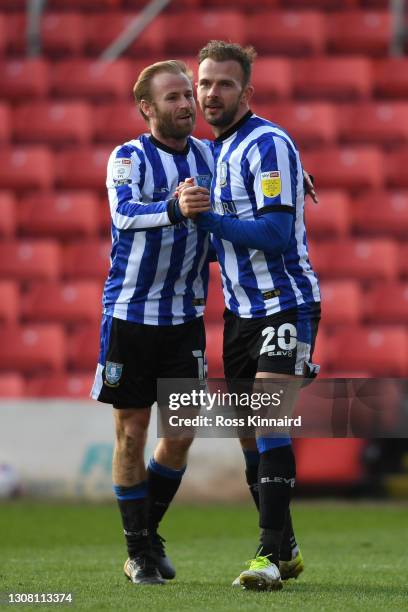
[
  {"x1": 105, "y1": 361, "x2": 123, "y2": 387},
  {"x1": 195, "y1": 174, "x2": 211, "y2": 189},
  {"x1": 261, "y1": 170, "x2": 281, "y2": 198},
  {"x1": 218, "y1": 162, "x2": 228, "y2": 187}
]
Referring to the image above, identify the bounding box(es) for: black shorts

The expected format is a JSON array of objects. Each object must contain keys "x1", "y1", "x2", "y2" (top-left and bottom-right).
[
  {"x1": 223, "y1": 305, "x2": 321, "y2": 380},
  {"x1": 91, "y1": 315, "x2": 206, "y2": 408}
]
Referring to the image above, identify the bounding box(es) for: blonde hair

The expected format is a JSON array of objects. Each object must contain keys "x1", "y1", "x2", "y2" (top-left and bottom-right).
[{"x1": 133, "y1": 60, "x2": 193, "y2": 121}]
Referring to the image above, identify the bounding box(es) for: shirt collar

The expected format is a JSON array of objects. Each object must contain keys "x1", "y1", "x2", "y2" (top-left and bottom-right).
[
  {"x1": 149, "y1": 134, "x2": 190, "y2": 156},
  {"x1": 214, "y1": 110, "x2": 253, "y2": 143}
]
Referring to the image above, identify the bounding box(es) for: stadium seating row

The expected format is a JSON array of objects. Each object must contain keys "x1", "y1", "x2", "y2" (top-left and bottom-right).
[
  {"x1": 1, "y1": 57, "x2": 408, "y2": 101},
  {"x1": 2, "y1": 101, "x2": 408, "y2": 147},
  {"x1": 1, "y1": 10, "x2": 394, "y2": 58},
  {"x1": 3, "y1": 189, "x2": 408, "y2": 240},
  {"x1": 2, "y1": 276, "x2": 407, "y2": 328},
  {"x1": 2, "y1": 145, "x2": 408, "y2": 191},
  {"x1": 0, "y1": 322, "x2": 407, "y2": 380},
  {"x1": 0, "y1": 238, "x2": 407, "y2": 283},
  {"x1": 0, "y1": 0, "x2": 392, "y2": 11}
]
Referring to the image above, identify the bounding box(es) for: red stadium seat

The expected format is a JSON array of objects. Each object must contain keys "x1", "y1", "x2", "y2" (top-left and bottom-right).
[
  {"x1": 353, "y1": 190, "x2": 408, "y2": 238},
  {"x1": 9, "y1": 12, "x2": 86, "y2": 55},
  {"x1": 313, "y1": 239, "x2": 397, "y2": 281},
  {"x1": 319, "y1": 280, "x2": 362, "y2": 325},
  {"x1": 93, "y1": 103, "x2": 147, "y2": 143},
  {"x1": 62, "y1": 240, "x2": 111, "y2": 280},
  {"x1": 164, "y1": 11, "x2": 245, "y2": 53},
  {"x1": 329, "y1": 326, "x2": 408, "y2": 376},
  {"x1": 48, "y1": 0, "x2": 123, "y2": 8},
  {"x1": 26, "y1": 372, "x2": 94, "y2": 399},
  {"x1": 302, "y1": 147, "x2": 383, "y2": 190},
  {"x1": 51, "y1": 59, "x2": 131, "y2": 100},
  {"x1": 375, "y1": 59, "x2": 408, "y2": 98},
  {"x1": 364, "y1": 282, "x2": 408, "y2": 324},
  {"x1": 253, "y1": 102, "x2": 337, "y2": 147},
  {"x1": 204, "y1": 263, "x2": 225, "y2": 323},
  {"x1": 99, "y1": 196, "x2": 112, "y2": 235},
  {"x1": 13, "y1": 102, "x2": 92, "y2": 145},
  {"x1": 285, "y1": 0, "x2": 359, "y2": 7},
  {"x1": 0, "y1": 15, "x2": 6, "y2": 54},
  {"x1": 0, "y1": 240, "x2": 60, "y2": 281},
  {"x1": 56, "y1": 147, "x2": 111, "y2": 189},
  {"x1": 67, "y1": 324, "x2": 100, "y2": 370},
  {"x1": 246, "y1": 11, "x2": 326, "y2": 55},
  {"x1": 193, "y1": 112, "x2": 214, "y2": 140},
  {"x1": 385, "y1": 149, "x2": 408, "y2": 189},
  {"x1": 205, "y1": 0, "x2": 278, "y2": 6},
  {"x1": 305, "y1": 190, "x2": 350, "y2": 237},
  {"x1": 293, "y1": 58, "x2": 372, "y2": 100},
  {"x1": 251, "y1": 58, "x2": 292, "y2": 100},
  {"x1": 295, "y1": 439, "x2": 365, "y2": 485},
  {"x1": 0, "y1": 324, "x2": 65, "y2": 374},
  {"x1": 22, "y1": 281, "x2": 102, "y2": 325},
  {"x1": 0, "y1": 147, "x2": 53, "y2": 191},
  {"x1": 85, "y1": 13, "x2": 165, "y2": 56},
  {"x1": 0, "y1": 192, "x2": 17, "y2": 237},
  {"x1": 399, "y1": 244, "x2": 408, "y2": 278},
  {"x1": 338, "y1": 103, "x2": 408, "y2": 146},
  {"x1": 0, "y1": 280, "x2": 19, "y2": 324},
  {"x1": 205, "y1": 323, "x2": 224, "y2": 378},
  {"x1": 0, "y1": 103, "x2": 11, "y2": 143},
  {"x1": 0, "y1": 373, "x2": 25, "y2": 398},
  {"x1": 19, "y1": 192, "x2": 99, "y2": 239},
  {"x1": 327, "y1": 11, "x2": 391, "y2": 55},
  {"x1": 0, "y1": 59, "x2": 49, "y2": 100}
]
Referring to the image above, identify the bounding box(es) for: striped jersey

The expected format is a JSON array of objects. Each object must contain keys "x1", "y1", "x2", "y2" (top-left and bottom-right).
[
  {"x1": 210, "y1": 111, "x2": 321, "y2": 319},
  {"x1": 102, "y1": 134, "x2": 213, "y2": 325}
]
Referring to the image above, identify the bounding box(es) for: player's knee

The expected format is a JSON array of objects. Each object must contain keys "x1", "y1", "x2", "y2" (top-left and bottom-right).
[
  {"x1": 161, "y1": 437, "x2": 194, "y2": 459},
  {"x1": 115, "y1": 411, "x2": 149, "y2": 456}
]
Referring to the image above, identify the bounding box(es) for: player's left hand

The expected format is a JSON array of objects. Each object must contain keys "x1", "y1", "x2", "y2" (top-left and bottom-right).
[
  {"x1": 303, "y1": 169, "x2": 318, "y2": 204},
  {"x1": 174, "y1": 177, "x2": 194, "y2": 198}
]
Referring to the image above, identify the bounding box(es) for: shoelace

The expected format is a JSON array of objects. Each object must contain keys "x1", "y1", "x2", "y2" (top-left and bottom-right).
[
  {"x1": 246, "y1": 554, "x2": 273, "y2": 571},
  {"x1": 151, "y1": 533, "x2": 166, "y2": 556}
]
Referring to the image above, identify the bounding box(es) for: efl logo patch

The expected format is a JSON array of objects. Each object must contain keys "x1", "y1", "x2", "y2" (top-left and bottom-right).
[
  {"x1": 104, "y1": 361, "x2": 123, "y2": 387},
  {"x1": 261, "y1": 170, "x2": 281, "y2": 198},
  {"x1": 112, "y1": 158, "x2": 132, "y2": 181}
]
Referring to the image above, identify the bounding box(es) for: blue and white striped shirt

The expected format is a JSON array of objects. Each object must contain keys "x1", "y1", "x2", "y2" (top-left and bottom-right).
[
  {"x1": 210, "y1": 112, "x2": 321, "y2": 318},
  {"x1": 102, "y1": 134, "x2": 213, "y2": 326}
]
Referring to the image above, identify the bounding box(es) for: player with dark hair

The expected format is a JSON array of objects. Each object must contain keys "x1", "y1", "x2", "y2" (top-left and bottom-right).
[
  {"x1": 181, "y1": 40, "x2": 321, "y2": 590},
  {"x1": 91, "y1": 60, "x2": 213, "y2": 585}
]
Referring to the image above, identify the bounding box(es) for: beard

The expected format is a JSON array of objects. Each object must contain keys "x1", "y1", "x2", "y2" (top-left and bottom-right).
[
  {"x1": 203, "y1": 98, "x2": 241, "y2": 128},
  {"x1": 154, "y1": 106, "x2": 195, "y2": 140}
]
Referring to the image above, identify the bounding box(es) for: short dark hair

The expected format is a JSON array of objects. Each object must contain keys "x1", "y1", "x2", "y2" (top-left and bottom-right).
[{"x1": 198, "y1": 40, "x2": 257, "y2": 87}]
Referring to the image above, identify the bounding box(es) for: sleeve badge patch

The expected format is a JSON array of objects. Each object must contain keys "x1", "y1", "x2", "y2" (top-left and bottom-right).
[
  {"x1": 261, "y1": 170, "x2": 281, "y2": 198},
  {"x1": 113, "y1": 158, "x2": 132, "y2": 181}
]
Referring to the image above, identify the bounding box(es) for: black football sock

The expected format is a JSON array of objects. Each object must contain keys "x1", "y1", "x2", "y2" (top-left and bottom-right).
[
  {"x1": 257, "y1": 444, "x2": 296, "y2": 566},
  {"x1": 280, "y1": 509, "x2": 299, "y2": 561},
  {"x1": 147, "y1": 457, "x2": 186, "y2": 531},
  {"x1": 114, "y1": 482, "x2": 150, "y2": 558},
  {"x1": 243, "y1": 449, "x2": 260, "y2": 510}
]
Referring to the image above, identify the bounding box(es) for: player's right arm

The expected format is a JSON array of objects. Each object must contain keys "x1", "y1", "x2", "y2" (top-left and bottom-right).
[{"x1": 107, "y1": 144, "x2": 183, "y2": 230}]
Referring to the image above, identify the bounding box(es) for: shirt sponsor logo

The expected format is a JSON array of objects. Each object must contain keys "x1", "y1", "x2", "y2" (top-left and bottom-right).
[
  {"x1": 213, "y1": 200, "x2": 237, "y2": 215},
  {"x1": 261, "y1": 170, "x2": 281, "y2": 198}
]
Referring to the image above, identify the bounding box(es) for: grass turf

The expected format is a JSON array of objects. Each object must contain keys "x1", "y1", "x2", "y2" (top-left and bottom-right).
[{"x1": 0, "y1": 501, "x2": 407, "y2": 611}]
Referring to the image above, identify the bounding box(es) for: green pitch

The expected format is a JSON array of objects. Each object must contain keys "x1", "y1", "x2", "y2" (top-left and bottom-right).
[{"x1": 1, "y1": 501, "x2": 407, "y2": 611}]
